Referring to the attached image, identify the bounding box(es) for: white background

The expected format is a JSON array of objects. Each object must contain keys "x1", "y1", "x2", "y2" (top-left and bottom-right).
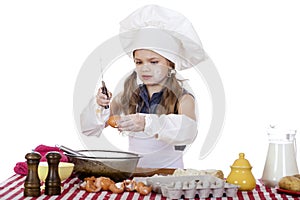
[{"x1": 1, "y1": 0, "x2": 300, "y2": 182}]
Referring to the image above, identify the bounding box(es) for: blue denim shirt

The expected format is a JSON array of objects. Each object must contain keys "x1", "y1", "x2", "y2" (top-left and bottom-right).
[
  {"x1": 137, "y1": 84, "x2": 192, "y2": 114},
  {"x1": 137, "y1": 84, "x2": 188, "y2": 151},
  {"x1": 138, "y1": 84, "x2": 164, "y2": 114}
]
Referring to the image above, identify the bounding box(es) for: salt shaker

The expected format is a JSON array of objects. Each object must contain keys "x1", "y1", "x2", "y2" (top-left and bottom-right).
[
  {"x1": 24, "y1": 152, "x2": 42, "y2": 197},
  {"x1": 44, "y1": 151, "x2": 61, "y2": 195}
]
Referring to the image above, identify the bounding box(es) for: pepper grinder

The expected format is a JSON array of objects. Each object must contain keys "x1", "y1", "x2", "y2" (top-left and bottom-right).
[
  {"x1": 24, "y1": 152, "x2": 42, "y2": 197},
  {"x1": 44, "y1": 151, "x2": 61, "y2": 195}
]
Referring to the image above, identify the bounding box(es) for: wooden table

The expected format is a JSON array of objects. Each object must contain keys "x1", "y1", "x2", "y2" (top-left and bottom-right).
[{"x1": 1, "y1": 174, "x2": 300, "y2": 199}]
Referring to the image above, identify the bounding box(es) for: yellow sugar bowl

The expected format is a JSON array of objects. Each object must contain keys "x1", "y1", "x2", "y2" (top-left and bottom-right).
[{"x1": 226, "y1": 153, "x2": 256, "y2": 191}]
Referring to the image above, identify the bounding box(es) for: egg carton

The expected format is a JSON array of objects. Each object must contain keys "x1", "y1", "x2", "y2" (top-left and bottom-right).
[
  {"x1": 161, "y1": 181, "x2": 239, "y2": 199},
  {"x1": 134, "y1": 175, "x2": 239, "y2": 199}
]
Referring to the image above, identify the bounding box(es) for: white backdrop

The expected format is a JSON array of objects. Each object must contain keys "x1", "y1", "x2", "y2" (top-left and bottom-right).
[{"x1": 1, "y1": 0, "x2": 300, "y2": 182}]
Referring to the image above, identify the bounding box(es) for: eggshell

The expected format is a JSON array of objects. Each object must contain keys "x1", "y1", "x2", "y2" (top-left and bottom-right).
[{"x1": 108, "y1": 115, "x2": 120, "y2": 128}]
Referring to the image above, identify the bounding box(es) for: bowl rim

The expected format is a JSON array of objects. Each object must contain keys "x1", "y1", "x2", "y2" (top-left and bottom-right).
[
  {"x1": 38, "y1": 161, "x2": 75, "y2": 167},
  {"x1": 65, "y1": 149, "x2": 141, "y2": 159}
]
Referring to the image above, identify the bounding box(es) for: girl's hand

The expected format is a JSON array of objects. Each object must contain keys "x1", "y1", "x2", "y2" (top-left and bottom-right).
[
  {"x1": 96, "y1": 88, "x2": 112, "y2": 108},
  {"x1": 117, "y1": 114, "x2": 145, "y2": 132}
]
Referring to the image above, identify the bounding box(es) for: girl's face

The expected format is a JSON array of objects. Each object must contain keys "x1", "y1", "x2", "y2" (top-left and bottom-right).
[{"x1": 134, "y1": 49, "x2": 171, "y2": 86}]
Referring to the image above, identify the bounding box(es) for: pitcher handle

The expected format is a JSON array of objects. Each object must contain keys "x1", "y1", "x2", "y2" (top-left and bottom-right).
[{"x1": 294, "y1": 138, "x2": 297, "y2": 158}]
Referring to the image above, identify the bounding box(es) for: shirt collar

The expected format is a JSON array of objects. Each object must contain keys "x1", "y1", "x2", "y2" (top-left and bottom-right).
[{"x1": 139, "y1": 84, "x2": 164, "y2": 102}]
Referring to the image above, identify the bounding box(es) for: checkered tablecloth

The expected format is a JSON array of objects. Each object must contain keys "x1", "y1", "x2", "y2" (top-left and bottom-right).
[{"x1": 1, "y1": 174, "x2": 299, "y2": 199}]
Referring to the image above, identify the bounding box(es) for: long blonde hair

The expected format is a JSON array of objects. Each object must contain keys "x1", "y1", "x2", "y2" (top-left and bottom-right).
[{"x1": 115, "y1": 62, "x2": 185, "y2": 115}]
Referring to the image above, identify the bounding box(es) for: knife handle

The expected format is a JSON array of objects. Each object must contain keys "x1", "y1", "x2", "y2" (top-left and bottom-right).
[{"x1": 101, "y1": 81, "x2": 110, "y2": 109}]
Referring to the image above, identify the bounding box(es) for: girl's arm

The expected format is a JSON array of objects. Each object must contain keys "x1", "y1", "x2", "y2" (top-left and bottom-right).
[
  {"x1": 116, "y1": 94, "x2": 197, "y2": 145},
  {"x1": 143, "y1": 94, "x2": 197, "y2": 145},
  {"x1": 177, "y1": 94, "x2": 196, "y2": 121},
  {"x1": 80, "y1": 96, "x2": 111, "y2": 136},
  {"x1": 80, "y1": 91, "x2": 122, "y2": 136}
]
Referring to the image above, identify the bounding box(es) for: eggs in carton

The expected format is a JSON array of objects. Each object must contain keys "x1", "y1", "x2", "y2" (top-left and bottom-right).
[
  {"x1": 161, "y1": 177, "x2": 239, "y2": 199},
  {"x1": 133, "y1": 168, "x2": 239, "y2": 198},
  {"x1": 143, "y1": 175, "x2": 239, "y2": 199}
]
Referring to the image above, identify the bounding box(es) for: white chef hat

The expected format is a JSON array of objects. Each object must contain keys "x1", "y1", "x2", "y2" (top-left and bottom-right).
[{"x1": 119, "y1": 4, "x2": 207, "y2": 70}]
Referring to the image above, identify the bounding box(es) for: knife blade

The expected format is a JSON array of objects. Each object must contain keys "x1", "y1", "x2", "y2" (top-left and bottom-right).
[{"x1": 99, "y1": 58, "x2": 110, "y2": 109}]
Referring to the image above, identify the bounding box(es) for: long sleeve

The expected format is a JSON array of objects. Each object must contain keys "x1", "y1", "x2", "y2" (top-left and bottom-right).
[
  {"x1": 143, "y1": 114, "x2": 198, "y2": 145},
  {"x1": 80, "y1": 97, "x2": 110, "y2": 136}
]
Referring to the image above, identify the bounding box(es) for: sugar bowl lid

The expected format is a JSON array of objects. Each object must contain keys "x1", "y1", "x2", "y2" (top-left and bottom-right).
[{"x1": 231, "y1": 153, "x2": 252, "y2": 168}]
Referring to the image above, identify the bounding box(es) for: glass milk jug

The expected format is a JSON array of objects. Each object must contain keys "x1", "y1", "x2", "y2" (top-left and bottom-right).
[{"x1": 261, "y1": 125, "x2": 299, "y2": 187}]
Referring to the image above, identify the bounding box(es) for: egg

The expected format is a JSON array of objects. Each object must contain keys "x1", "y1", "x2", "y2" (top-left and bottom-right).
[{"x1": 108, "y1": 115, "x2": 120, "y2": 128}]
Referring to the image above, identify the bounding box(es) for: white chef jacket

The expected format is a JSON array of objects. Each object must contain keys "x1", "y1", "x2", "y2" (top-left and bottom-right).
[{"x1": 80, "y1": 96, "x2": 198, "y2": 168}]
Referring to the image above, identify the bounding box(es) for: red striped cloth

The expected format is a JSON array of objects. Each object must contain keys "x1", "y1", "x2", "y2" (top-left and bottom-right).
[{"x1": 0, "y1": 174, "x2": 299, "y2": 199}]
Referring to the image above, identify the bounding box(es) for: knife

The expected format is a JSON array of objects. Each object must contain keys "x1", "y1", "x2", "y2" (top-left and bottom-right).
[{"x1": 100, "y1": 58, "x2": 110, "y2": 109}]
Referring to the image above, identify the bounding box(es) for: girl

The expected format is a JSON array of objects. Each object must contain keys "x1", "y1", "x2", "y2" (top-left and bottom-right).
[
  {"x1": 80, "y1": 48, "x2": 197, "y2": 168},
  {"x1": 80, "y1": 4, "x2": 204, "y2": 168}
]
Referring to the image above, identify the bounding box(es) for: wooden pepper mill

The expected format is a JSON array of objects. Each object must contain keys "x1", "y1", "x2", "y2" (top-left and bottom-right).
[
  {"x1": 44, "y1": 151, "x2": 61, "y2": 195},
  {"x1": 24, "y1": 152, "x2": 42, "y2": 197}
]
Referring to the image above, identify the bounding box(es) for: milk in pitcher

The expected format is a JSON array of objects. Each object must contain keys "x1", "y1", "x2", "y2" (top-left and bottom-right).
[{"x1": 261, "y1": 126, "x2": 299, "y2": 187}]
